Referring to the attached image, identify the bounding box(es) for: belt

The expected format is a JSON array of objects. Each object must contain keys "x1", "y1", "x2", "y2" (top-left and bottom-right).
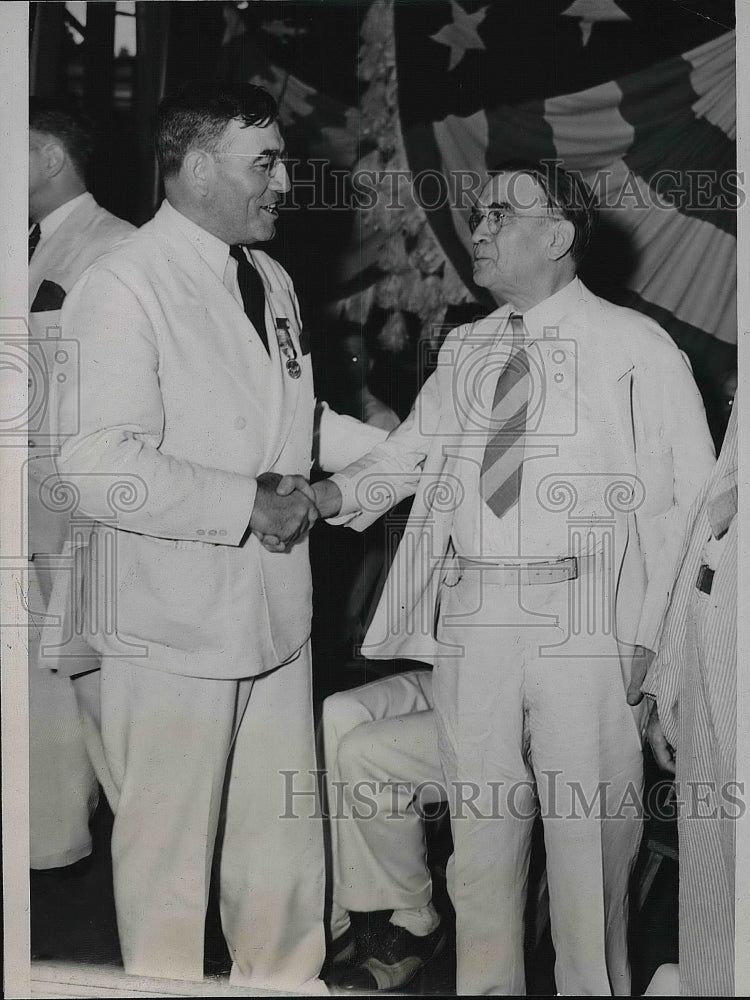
[
  {"x1": 696, "y1": 564, "x2": 714, "y2": 595},
  {"x1": 456, "y1": 554, "x2": 599, "y2": 587}
]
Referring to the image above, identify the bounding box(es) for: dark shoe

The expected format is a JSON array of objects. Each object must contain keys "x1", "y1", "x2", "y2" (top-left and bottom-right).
[
  {"x1": 327, "y1": 920, "x2": 446, "y2": 992},
  {"x1": 328, "y1": 925, "x2": 356, "y2": 967}
]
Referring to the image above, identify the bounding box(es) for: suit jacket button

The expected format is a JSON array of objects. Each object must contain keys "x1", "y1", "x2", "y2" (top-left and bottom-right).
[
  {"x1": 234, "y1": 416, "x2": 247, "y2": 430},
  {"x1": 197, "y1": 529, "x2": 205, "y2": 536},
  {"x1": 208, "y1": 529, "x2": 217, "y2": 536},
  {"x1": 28, "y1": 439, "x2": 36, "y2": 448}
]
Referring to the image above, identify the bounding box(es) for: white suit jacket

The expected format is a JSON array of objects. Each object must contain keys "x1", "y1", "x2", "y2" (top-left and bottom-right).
[
  {"x1": 28, "y1": 193, "x2": 133, "y2": 557},
  {"x1": 53, "y1": 201, "x2": 384, "y2": 679},
  {"x1": 330, "y1": 281, "x2": 715, "y2": 698}
]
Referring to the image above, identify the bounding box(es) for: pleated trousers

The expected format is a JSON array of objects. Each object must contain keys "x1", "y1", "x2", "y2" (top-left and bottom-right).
[
  {"x1": 434, "y1": 566, "x2": 643, "y2": 995},
  {"x1": 81, "y1": 646, "x2": 326, "y2": 993}
]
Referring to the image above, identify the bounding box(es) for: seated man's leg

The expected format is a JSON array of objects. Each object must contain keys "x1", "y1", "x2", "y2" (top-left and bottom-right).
[
  {"x1": 322, "y1": 670, "x2": 448, "y2": 990},
  {"x1": 322, "y1": 669, "x2": 435, "y2": 942},
  {"x1": 335, "y1": 708, "x2": 444, "y2": 919},
  {"x1": 333, "y1": 709, "x2": 447, "y2": 990}
]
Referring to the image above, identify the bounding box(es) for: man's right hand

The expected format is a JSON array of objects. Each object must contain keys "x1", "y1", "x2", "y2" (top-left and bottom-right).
[
  {"x1": 275, "y1": 475, "x2": 343, "y2": 519},
  {"x1": 249, "y1": 472, "x2": 319, "y2": 551},
  {"x1": 645, "y1": 700, "x2": 676, "y2": 775}
]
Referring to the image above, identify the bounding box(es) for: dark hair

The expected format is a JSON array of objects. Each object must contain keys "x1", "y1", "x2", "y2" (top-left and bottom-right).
[
  {"x1": 488, "y1": 159, "x2": 597, "y2": 264},
  {"x1": 29, "y1": 97, "x2": 96, "y2": 183},
  {"x1": 155, "y1": 81, "x2": 279, "y2": 178}
]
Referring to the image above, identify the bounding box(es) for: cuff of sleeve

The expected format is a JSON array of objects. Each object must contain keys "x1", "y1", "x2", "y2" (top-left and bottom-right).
[
  {"x1": 327, "y1": 472, "x2": 359, "y2": 518},
  {"x1": 207, "y1": 475, "x2": 257, "y2": 546},
  {"x1": 640, "y1": 670, "x2": 659, "y2": 701}
]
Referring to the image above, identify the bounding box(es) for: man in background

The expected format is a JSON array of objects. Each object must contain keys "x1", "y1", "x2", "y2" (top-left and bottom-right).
[
  {"x1": 641, "y1": 395, "x2": 737, "y2": 997},
  {"x1": 28, "y1": 97, "x2": 133, "y2": 870}
]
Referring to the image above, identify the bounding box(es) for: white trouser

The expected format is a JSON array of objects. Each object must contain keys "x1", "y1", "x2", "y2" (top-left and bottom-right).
[
  {"x1": 28, "y1": 560, "x2": 98, "y2": 870},
  {"x1": 435, "y1": 567, "x2": 643, "y2": 996},
  {"x1": 80, "y1": 647, "x2": 326, "y2": 993},
  {"x1": 322, "y1": 671, "x2": 441, "y2": 939}
]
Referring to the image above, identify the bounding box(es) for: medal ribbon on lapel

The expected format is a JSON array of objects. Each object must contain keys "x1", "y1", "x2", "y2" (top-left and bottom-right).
[{"x1": 275, "y1": 318, "x2": 301, "y2": 379}]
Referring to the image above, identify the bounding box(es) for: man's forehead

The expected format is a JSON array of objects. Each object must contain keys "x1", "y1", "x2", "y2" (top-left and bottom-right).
[
  {"x1": 224, "y1": 118, "x2": 283, "y2": 154},
  {"x1": 479, "y1": 171, "x2": 546, "y2": 209}
]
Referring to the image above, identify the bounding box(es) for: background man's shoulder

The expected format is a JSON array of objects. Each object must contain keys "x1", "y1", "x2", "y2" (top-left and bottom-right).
[{"x1": 89, "y1": 201, "x2": 135, "y2": 243}]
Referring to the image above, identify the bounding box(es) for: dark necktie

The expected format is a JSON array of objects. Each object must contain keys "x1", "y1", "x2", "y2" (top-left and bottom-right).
[
  {"x1": 480, "y1": 314, "x2": 531, "y2": 519},
  {"x1": 229, "y1": 244, "x2": 269, "y2": 354},
  {"x1": 28, "y1": 222, "x2": 41, "y2": 261}
]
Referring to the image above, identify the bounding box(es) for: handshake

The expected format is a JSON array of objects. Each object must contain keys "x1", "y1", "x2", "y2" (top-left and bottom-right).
[{"x1": 249, "y1": 472, "x2": 342, "y2": 553}]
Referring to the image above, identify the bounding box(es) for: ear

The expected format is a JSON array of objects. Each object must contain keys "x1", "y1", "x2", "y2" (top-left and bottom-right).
[
  {"x1": 182, "y1": 148, "x2": 213, "y2": 198},
  {"x1": 43, "y1": 138, "x2": 66, "y2": 179},
  {"x1": 547, "y1": 218, "x2": 575, "y2": 261}
]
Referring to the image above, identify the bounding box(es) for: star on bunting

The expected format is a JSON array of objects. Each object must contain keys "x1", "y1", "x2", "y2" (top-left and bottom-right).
[
  {"x1": 430, "y1": 1, "x2": 488, "y2": 72},
  {"x1": 561, "y1": 0, "x2": 630, "y2": 46}
]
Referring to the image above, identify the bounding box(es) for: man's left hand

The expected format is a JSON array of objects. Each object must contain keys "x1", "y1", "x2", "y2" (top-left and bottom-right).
[
  {"x1": 625, "y1": 644, "x2": 656, "y2": 705},
  {"x1": 645, "y1": 700, "x2": 676, "y2": 774}
]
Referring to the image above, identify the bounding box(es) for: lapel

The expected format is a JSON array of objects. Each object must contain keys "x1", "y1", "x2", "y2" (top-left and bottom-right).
[
  {"x1": 148, "y1": 208, "x2": 303, "y2": 470},
  {"x1": 29, "y1": 197, "x2": 97, "y2": 301},
  {"x1": 248, "y1": 249, "x2": 304, "y2": 470},
  {"x1": 576, "y1": 286, "x2": 637, "y2": 478}
]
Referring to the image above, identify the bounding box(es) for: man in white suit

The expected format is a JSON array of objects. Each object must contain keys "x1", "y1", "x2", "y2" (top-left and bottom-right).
[
  {"x1": 54, "y1": 82, "x2": 384, "y2": 991},
  {"x1": 28, "y1": 98, "x2": 133, "y2": 870},
  {"x1": 310, "y1": 163, "x2": 715, "y2": 994}
]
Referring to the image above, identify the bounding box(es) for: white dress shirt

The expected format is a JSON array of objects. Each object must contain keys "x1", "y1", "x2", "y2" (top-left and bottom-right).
[{"x1": 452, "y1": 277, "x2": 616, "y2": 562}]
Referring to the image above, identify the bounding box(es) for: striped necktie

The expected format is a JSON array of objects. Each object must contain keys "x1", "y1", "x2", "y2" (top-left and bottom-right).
[
  {"x1": 480, "y1": 313, "x2": 531, "y2": 519},
  {"x1": 28, "y1": 222, "x2": 41, "y2": 261},
  {"x1": 229, "y1": 244, "x2": 270, "y2": 354}
]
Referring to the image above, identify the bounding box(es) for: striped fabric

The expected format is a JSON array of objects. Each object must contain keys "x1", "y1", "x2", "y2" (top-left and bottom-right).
[
  {"x1": 643, "y1": 399, "x2": 737, "y2": 996},
  {"x1": 427, "y1": 29, "x2": 736, "y2": 348},
  {"x1": 218, "y1": 1, "x2": 737, "y2": 391},
  {"x1": 480, "y1": 315, "x2": 530, "y2": 519}
]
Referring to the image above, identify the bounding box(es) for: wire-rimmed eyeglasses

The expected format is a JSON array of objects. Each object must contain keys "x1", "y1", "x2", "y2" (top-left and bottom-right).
[
  {"x1": 468, "y1": 207, "x2": 560, "y2": 235},
  {"x1": 225, "y1": 151, "x2": 288, "y2": 175}
]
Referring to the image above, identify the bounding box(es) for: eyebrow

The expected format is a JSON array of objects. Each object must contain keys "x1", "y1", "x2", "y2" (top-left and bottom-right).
[{"x1": 473, "y1": 200, "x2": 512, "y2": 212}]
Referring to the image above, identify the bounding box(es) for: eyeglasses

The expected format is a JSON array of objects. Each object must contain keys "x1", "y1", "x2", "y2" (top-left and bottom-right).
[
  {"x1": 225, "y1": 152, "x2": 288, "y2": 175},
  {"x1": 468, "y1": 207, "x2": 560, "y2": 235}
]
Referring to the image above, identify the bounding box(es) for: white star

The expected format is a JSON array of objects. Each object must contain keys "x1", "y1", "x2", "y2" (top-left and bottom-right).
[
  {"x1": 561, "y1": 0, "x2": 630, "y2": 46},
  {"x1": 430, "y1": 1, "x2": 488, "y2": 72}
]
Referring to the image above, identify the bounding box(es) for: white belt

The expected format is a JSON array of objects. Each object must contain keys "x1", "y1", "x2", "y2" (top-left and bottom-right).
[{"x1": 456, "y1": 554, "x2": 599, "y2": 587}]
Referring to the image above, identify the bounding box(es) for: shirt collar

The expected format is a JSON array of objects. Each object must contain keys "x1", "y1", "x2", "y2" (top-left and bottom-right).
[
  {"x1": 508, "y1": 277, "x2": 586, "y2": 340},
  {"x1": 160, "y1": 198, "x2": 231, "y2": 283},
  {"x1": 37, "y1": 191, "x2": 91, "y2": 241}
]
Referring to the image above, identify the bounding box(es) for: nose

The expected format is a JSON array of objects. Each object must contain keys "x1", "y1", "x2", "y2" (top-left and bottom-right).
[
  {"x1": 472, "y1": 222, "x2": 488, "y2": 245},
  {"x1": 270, "y1": 159, "x2": 291, "y2": 194}
]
